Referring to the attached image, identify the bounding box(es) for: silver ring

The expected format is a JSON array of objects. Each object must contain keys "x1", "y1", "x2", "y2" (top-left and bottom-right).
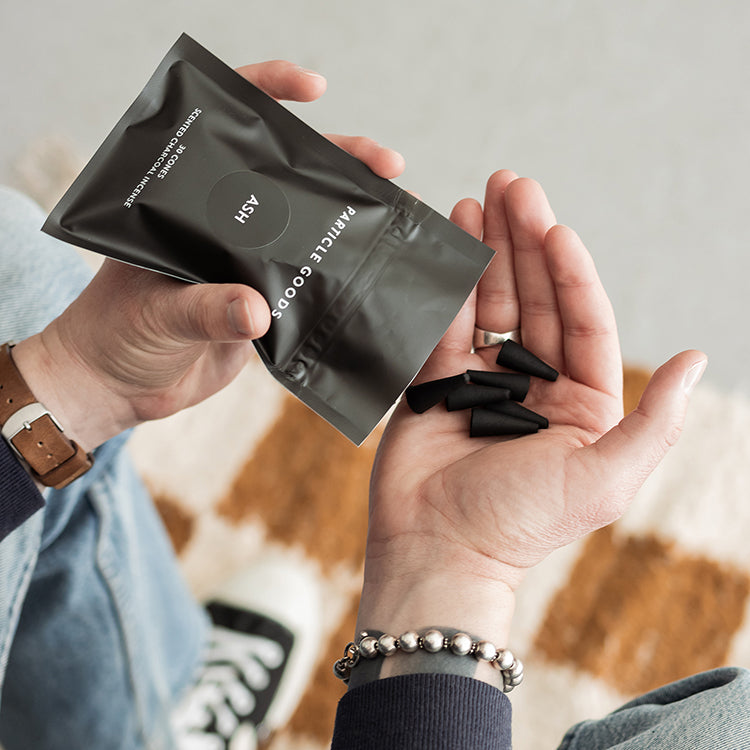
[{"x1": 472, "y1": 328, "x2": 521, "y2": 350}]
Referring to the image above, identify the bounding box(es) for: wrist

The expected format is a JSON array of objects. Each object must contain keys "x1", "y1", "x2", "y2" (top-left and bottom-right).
[
  {"x1": 11, "y1": 328, "x2": 136, "y2": 453},
  {"x1": 358, "y1": 535, "x2": 519, "y2": 637},
  {"x1": 356, "y1": 574, "x2": 516, "y2": 641},
  {"x1": 353, "y1": 566, "x2": 516, "y2": 689}
]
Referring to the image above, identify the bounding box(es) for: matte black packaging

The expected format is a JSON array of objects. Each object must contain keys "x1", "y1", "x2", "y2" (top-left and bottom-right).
[{"x1": 43, "y1": 34, "x2": 494, "y2": 444}]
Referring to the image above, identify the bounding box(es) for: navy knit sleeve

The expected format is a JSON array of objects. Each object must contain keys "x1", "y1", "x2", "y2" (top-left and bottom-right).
[
  {"x1": 331, "y1": 673, "x2": 512, "y2": 750},
  {"x1": 0, "y1": 438, "x2": 44, "y2": 542}
]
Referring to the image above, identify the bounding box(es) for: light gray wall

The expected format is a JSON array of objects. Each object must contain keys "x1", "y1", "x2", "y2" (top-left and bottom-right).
[{"x1": 2, "y1": 1, "x2": 748, "y2": 395}]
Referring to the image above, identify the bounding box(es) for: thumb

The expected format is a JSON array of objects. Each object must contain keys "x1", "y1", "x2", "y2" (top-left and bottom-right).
[
  {"x1": 581, "y1": 350, "x2": 707, "y2": 520},
  {"x1": 169, "y1": 283, "x2": 272, "y2": 342}
]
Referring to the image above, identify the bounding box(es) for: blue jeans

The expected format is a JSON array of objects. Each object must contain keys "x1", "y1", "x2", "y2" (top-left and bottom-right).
[
  {"x1": 0, "y1": 187, "x2": 208, "y2": 750},
  {"x1": 0, "y1": 186, "x2": 748, "y2": 749}
]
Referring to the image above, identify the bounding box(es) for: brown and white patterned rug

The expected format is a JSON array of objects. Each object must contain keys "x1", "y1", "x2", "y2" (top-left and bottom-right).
[
  {"x1": 16, "y1": 140, "x2": 750, "y2": 750},
  {"x1": 125, "y1": 363, "x2": 750, "y2": 750}
]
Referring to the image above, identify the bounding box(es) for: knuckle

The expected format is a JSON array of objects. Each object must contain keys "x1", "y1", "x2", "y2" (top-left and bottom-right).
[
  {"x1": 662, "y1": 420, "x2": 684, "y2": 449},
  {"x1": 522, "y1": 298, "x2": 559, "y2": 317},
  {"x1": 183, "y1": 292, "x2": 216, "y2": 339},
  {"x1": 564, "y1": 323, "x2": 615, "y2": 339}
]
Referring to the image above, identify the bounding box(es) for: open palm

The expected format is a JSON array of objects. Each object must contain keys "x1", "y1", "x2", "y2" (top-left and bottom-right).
[{"x1": 367, "y1": 172, "x2": 705, "y2": 596}]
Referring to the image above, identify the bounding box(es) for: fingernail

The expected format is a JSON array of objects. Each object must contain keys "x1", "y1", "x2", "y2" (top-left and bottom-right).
[
  {"x1": 228, "y1": 298, "x2": 255, "y2": 337},
  {"x1": 391, "y1": 150, "x2": 407, "y2": 171},
  {"x1": 683, "y1": 358, "x2": 707, "y2": 395},
  {"x1": 298, "y1": 66, "x2": 325, "y2": 81}
]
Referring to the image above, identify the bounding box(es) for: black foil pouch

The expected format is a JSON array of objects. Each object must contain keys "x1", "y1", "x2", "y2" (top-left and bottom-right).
[{"x1": 43, "y1": 34, "x2": 494, "y2": 444}]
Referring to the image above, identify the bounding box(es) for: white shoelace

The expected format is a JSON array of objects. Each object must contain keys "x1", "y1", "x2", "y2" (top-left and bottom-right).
[{"x1": 172, "y1": 627, "x2": 286, "y2": 750}]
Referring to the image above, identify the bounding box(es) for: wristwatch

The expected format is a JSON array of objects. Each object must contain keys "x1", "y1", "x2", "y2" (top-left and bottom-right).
[{"x1": 0, "y1": 342, "x2": 93, "y2": 489}]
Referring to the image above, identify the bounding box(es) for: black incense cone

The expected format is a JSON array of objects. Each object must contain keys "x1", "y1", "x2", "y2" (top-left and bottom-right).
[
  {"x1": 466, "y1": 370, "x2": 531, "y2": 402},
  {"x1": 470, "y1": 408, "x2": 540, "y2": 438},
  {"x1": 496, "y1": 339, "x2": 558, "y2": 382},
  {"x1": 445, "y1": 384, "x2": 511, "y2": 412},
  {"x1": 486, "y1": 399, "x2": 549, "y2": 429},
  {"x1": 405, "y1": 373, "x2": 469, "y2": 413}
]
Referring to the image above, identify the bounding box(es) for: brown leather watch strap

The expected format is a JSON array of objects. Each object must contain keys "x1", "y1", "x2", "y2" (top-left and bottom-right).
[
  {"x1": 0, "y1": 343, "x2": 36, "y2": 422},
  {"x1": 0, "y1": 343, "x2": 93, "y2": 489}
]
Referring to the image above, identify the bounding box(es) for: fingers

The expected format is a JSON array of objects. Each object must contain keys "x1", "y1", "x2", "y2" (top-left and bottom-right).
[
  {"x1": 235, "y1": 62, "x2": 406, "y2": 180},
  {"x1": 479, "y1": 175, "x2": 619, "y2": 394},
  {"x1": 580, "y1": 350, "x2": 707, "y2": 524},
  {"x1": 235, "y1": 60, "x2": 327, "y2": 102},
  {"x1": 325, "y1": 135, "x2": 406, "y2": 179},
  {"x1": 503, "y1": 178, "x2": 560, "y2": 366},
  {"x1": 450, "y1": 197, "x2": 484, "y2": 242},
  {"x1": 235, "y1": 63, "x2": 407, "y2": 180},
  {"x1": 460, "y1": 172, "x2": 621, "y2": 397},
  {"x1": 544, "y1": 225, "x2": 621, "y2": 394},
  {"x1": 476, "y1": 169, "x2": 519, "y2": 334},
  {"x1": 438, "y1": 199, "x2": 484, "y2": 352},
  {"x1": 168, "y1": 283, "x2": 271, "y2": 343}
]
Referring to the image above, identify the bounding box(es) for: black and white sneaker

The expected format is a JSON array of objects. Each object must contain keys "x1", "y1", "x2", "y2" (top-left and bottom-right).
[{"x1": 172, "y1": 555, "x2": 322, "y2": 750}]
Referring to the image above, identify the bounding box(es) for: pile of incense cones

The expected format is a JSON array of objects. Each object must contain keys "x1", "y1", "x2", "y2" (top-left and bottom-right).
[{"x1": 405, "y1": 339, "x2": 558, "y2": 438}]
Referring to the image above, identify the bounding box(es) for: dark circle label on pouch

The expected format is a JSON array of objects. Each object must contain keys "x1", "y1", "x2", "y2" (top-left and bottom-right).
[{"x1": 207, "y1": 171, "x2": 290, "y2": 249}]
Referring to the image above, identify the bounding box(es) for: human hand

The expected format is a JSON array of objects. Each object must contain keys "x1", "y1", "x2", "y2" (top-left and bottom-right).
[
  {"x1": 12, "y1": 61, "x2": 405, "y2": 453},
  {"x1": 358, "y1": 171, "x2": 706, "y2": 665}
]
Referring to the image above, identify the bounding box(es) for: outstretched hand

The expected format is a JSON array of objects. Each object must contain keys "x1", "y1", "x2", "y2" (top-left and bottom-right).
[
  {"x1": 360, "y1": 171, "x2": 706, "y2": 644},
  {"x1": 13, "y1": 61, "x2": 405, "y2": 453}
]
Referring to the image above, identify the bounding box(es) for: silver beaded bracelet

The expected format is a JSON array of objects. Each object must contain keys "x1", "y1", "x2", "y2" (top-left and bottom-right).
[{"x1": 333, "y1": 628, "x2": 524, "y2": 693}]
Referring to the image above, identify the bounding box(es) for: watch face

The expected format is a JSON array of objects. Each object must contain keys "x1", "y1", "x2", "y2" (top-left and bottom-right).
[{"x1": 207, "y1": 171, "x2": 291, "y2": 250}]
